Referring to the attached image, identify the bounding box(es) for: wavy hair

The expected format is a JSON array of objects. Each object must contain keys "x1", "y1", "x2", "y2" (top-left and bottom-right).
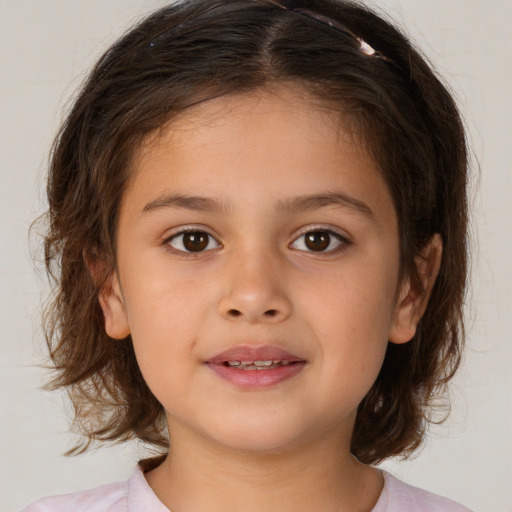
[{"x1": 43, "y1": 0, "x2": 468, "y2": 464}]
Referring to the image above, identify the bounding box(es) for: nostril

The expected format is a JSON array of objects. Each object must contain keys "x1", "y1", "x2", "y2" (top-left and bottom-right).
[{"x1": 224, "y1": 308, "x2": 283, "y2": 321}]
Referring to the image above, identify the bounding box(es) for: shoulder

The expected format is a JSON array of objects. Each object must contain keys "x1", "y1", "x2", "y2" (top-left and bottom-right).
[
  {"x1": 373, "y1": 472, "x2": 473, "y2": 512},
  {"x1": 20, "y1": 466, "x2": 169, "y2": 512},
  {"x1": 20, "y1": 474, "x2": 129, "y2": 512}
]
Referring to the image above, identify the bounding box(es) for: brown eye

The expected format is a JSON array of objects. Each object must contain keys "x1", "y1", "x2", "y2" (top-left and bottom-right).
[
  {"x1": 291, "y1": 230, "x2": 345, "y2": 253},
  {"x1": 305, "y1": 231, "x2": 331, "y2": 251},
  {"x1": 183, "y1": 232, "x2": 208, "y2": 251},
  {"x1": 168, "y1": 230, "x2": 220, "y2": 253}
]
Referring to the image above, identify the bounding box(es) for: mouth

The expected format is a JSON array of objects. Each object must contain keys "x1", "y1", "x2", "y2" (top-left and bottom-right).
[
  {"x1": 206, "y1": 345, "x2": 306, "y2": 389},
  {"x1": 223, "y1": 359, "x2": 295, "y2": 370}
]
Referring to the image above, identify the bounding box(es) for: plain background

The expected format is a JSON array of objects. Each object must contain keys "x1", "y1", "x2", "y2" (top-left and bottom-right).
[{"x1": 1, "y1": 1, "x2": 510, "y2": 511}]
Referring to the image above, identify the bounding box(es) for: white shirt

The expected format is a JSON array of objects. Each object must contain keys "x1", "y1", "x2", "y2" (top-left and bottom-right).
[{"x1": 21, "y1": 466, "x2": 472, "y2": 512}]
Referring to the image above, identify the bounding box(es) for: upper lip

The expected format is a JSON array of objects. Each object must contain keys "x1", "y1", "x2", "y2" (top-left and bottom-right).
[{"x1": 206, "y1": 345, "x2": 304, "y2": 364}]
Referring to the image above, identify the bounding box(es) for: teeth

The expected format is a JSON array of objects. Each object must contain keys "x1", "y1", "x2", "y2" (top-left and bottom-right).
[
  {"x1": 254, "y1": 360, "x2": 273, "y2": 366},
  {"x1": 224, "y1": 360, "x2": 293, "y2": 370}
]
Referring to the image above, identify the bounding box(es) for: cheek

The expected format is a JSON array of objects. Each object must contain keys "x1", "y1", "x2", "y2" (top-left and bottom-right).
[
  {"x1": 306, "y1": 259, "x2": 398, "y2": 334},
  {"x1": 303, "y1": 258, "x2": 398, "y2": 387},
  {"x1": 122, "y1": 255, "x2": 211, "y2": 333},
  {"x1": 119, "y1": 268, "x2": 209, "y2": 387}
]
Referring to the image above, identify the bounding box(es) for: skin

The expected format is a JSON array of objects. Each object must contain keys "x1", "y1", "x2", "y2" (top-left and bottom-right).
[{"x1": 100, "y1": 85, "x2": 441, "y2": 512}]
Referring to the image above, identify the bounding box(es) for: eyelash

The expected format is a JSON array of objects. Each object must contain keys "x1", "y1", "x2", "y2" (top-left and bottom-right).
[
  {"x1": 164, "y1": 226, "x2": 350, "y2": 255},
  {"x1": 290, "y1": 227, "x2": 350, "y2": 255},
  {"x1": 164, "y1": 227, "x2": 221, "y2": 254}
]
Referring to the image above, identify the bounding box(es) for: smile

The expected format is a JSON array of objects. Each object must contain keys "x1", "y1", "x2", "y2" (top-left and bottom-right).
[
  {"x1": 206, "y1": 345, "x2": 306, "y2": 389},
  {"x1": 224, "y1": 360, "x2": 292, "y2": 370}
]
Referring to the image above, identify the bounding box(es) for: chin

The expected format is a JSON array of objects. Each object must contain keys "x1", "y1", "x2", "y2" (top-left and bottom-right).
[
  {"x1": 214, "y1": 434, "x2": 303, "y2": 455},
  {"x1": 201, "y1": 416, "x2": 316, "y2": 455}
]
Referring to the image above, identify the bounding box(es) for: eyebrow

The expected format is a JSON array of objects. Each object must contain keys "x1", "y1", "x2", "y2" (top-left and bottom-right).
[
  {"x1": 142, "y1": 191, "x2": 373, "y2": 217},
  {"x1": 276, "y1": 192, "x2": 373, "y2": 217},
  {"x1": 142, "y1": 194, "x2": 231, "y2": 214}
]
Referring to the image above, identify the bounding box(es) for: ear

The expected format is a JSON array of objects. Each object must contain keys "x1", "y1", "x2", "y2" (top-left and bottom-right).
[
  {"x1": 389, "y1": 234, "x2": 443, "y2": 344},
  {"x1": 86, "y1": 251, "x2": 130, "y2": 340},
  {"x1": 98, "y1": 271, "x2": 131, "y2": 339}
]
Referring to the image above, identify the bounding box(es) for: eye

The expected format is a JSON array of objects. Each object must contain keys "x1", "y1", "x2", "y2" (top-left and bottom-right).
[
  {"x1": 290, "y1": 229, "x2": 347, "y2": 253},
  {"x1": 167, "y1": 230, "x2": 221, "y2": 253}
]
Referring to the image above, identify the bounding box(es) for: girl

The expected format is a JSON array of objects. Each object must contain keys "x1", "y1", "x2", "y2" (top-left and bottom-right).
[{"x1": 23, "y1": 0, "x2": 471, "y2": 510}]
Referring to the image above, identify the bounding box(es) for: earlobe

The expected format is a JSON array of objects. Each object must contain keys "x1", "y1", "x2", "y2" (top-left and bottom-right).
[
  {"x1": 99, "y1": 272, "x2": 131, "y2": 340},
  {"x1": 85, "y1": 250, "x2": 130, "y2": 339},
  {"x1": 389, "y1": 234, "x2": 443, "y2": 344}
]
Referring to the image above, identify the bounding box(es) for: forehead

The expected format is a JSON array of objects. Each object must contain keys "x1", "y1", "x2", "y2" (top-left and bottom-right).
[
  {"x1": 139, "y1": 84, "x2": 355, "y2": 157},
  {"x1": 124, "y1": 85, "x2": 394, "y2": 226}
]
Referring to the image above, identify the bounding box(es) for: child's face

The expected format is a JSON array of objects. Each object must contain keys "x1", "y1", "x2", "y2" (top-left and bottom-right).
[{"x1": 101, "y1": 85, "x2": 417, "y2": 454}]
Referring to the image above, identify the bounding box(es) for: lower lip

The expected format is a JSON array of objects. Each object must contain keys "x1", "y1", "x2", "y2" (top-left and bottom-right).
[{"x1": 207, "y1": 362, "x2": 306, "y2": 389}]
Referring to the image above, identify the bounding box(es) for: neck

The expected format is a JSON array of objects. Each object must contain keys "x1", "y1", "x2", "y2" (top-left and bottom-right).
[{"x1": 145, "y1": 422, "x2": 382, "y2": 512}]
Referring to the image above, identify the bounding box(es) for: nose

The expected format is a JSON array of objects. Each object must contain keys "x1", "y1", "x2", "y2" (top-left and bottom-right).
[{"x1": 217, "y1": 250, "x2": 292, "y2": 324}]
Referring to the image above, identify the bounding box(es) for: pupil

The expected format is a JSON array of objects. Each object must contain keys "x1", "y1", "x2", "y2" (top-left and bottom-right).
[
  {"x1": 183, "y1": 232, "x2": 208, "y2": 252},
  {"x1": 305, "y1": 231, "x2": 330, "y2": 251}
]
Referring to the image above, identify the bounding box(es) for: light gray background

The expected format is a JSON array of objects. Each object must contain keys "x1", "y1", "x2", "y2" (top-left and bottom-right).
[{"x1": 1, "y1": 1, "x2": 510, "y2": 511}]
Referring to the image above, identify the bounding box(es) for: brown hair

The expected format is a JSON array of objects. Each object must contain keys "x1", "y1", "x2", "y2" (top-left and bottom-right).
[{"x1": 43, "y1": 0, "x2": 468, "y2": 464}]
